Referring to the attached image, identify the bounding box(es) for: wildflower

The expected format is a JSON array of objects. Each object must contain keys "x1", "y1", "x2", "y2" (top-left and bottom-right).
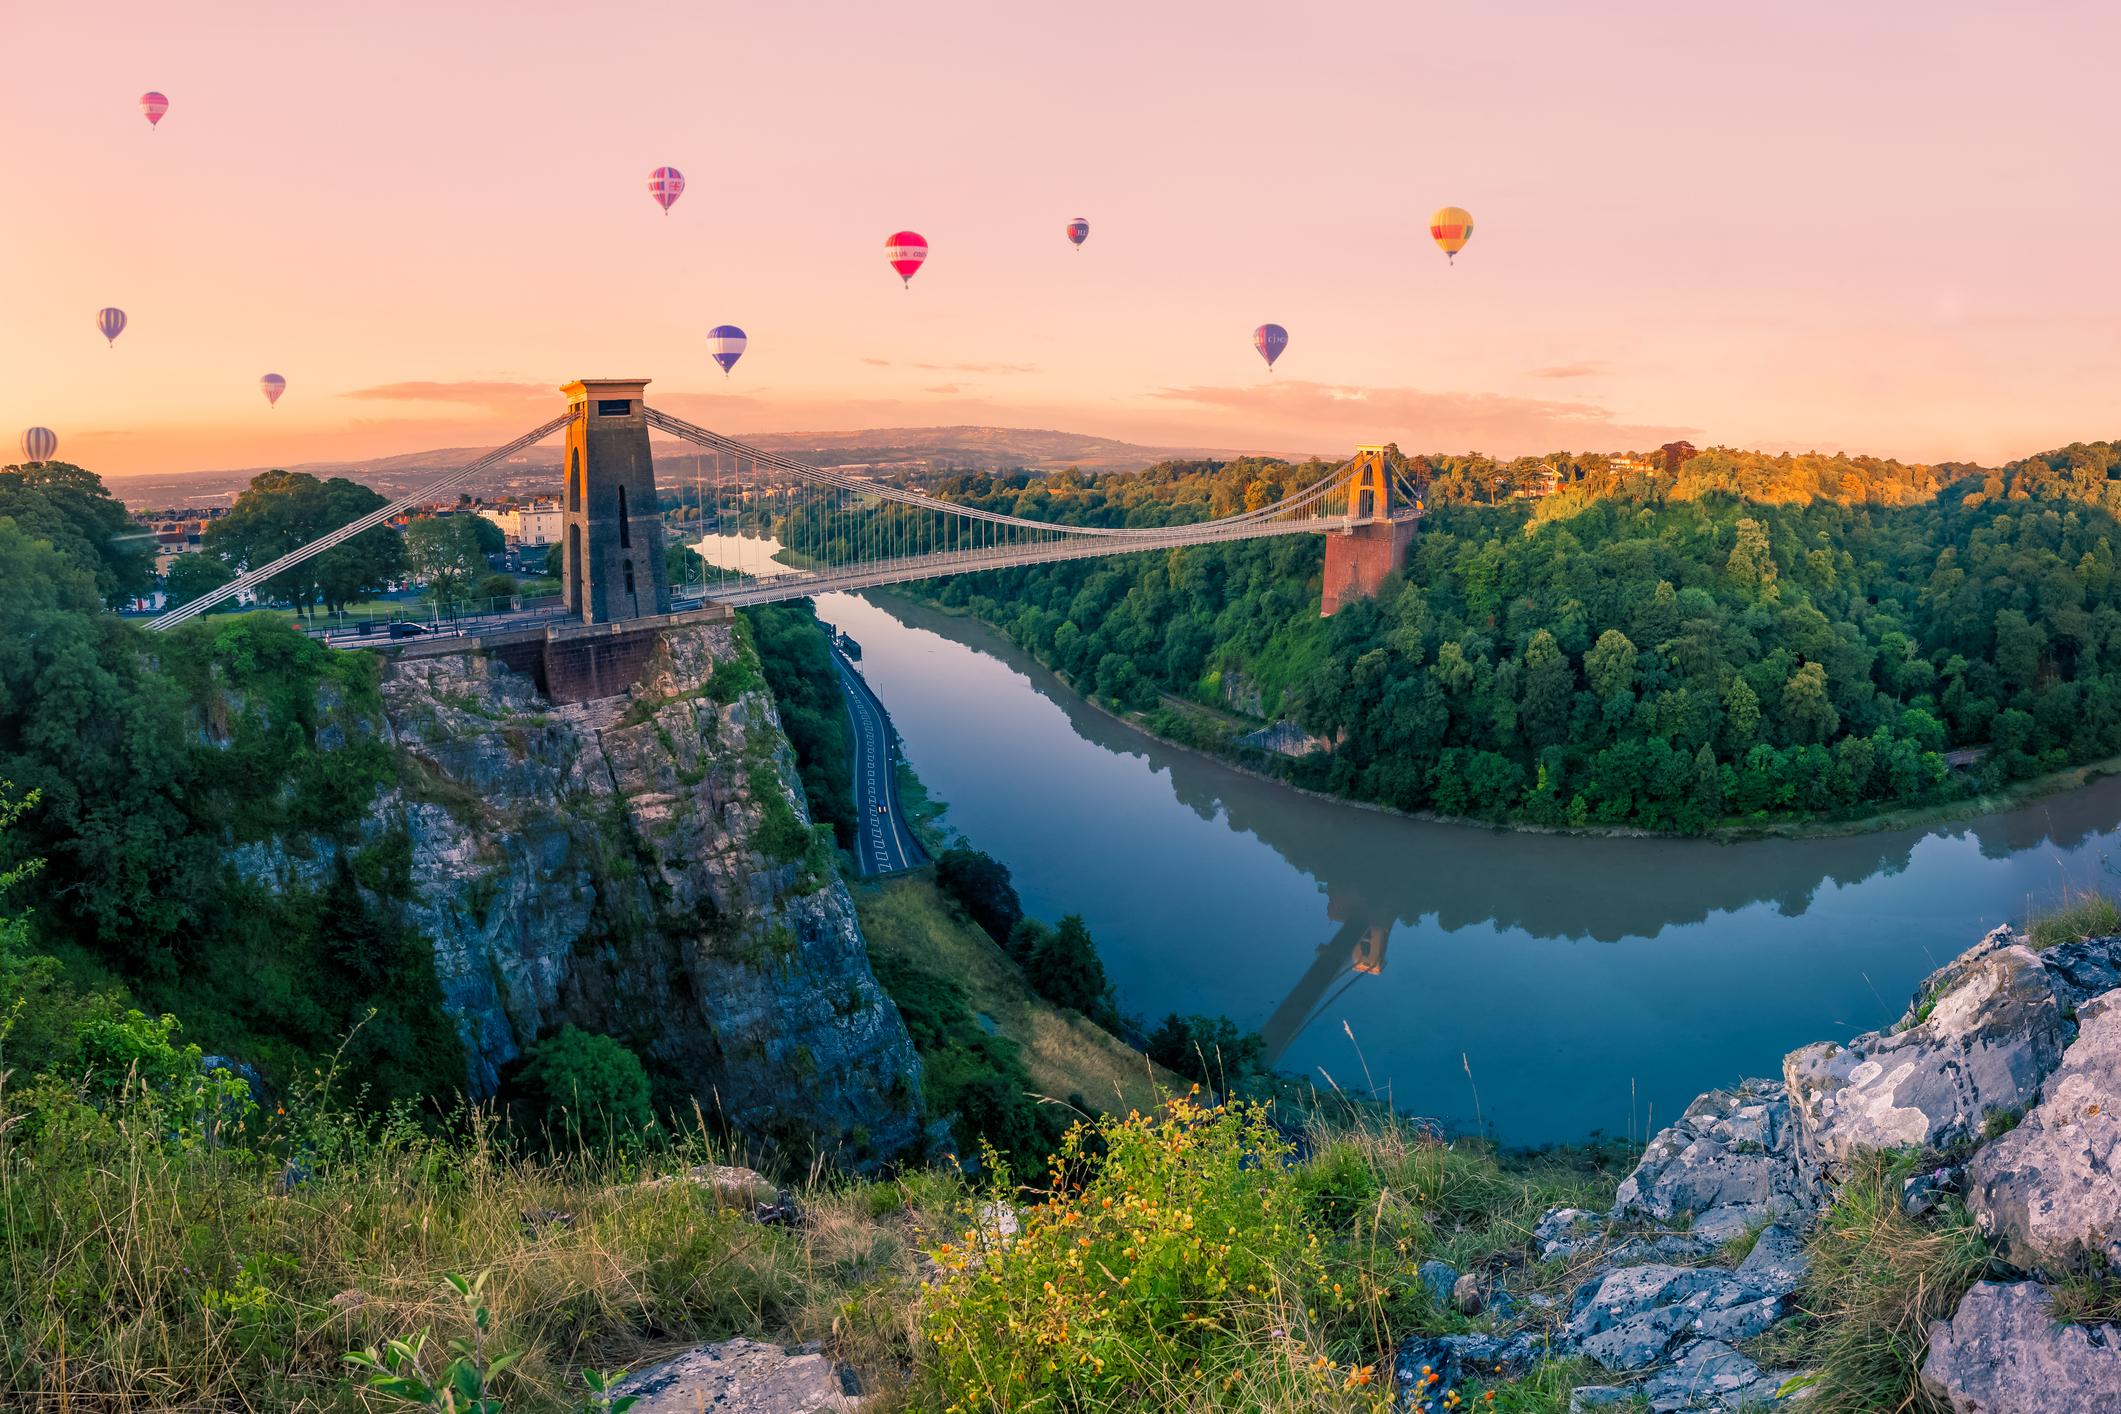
[{"x1": 1344, "y1": 1365, "x2": 1375, "y2": 1388}]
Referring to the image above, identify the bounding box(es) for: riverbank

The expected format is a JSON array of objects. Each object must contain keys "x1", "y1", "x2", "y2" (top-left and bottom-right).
[{"x1": 873, "y1": 589, "x2": 2121, "y2": 846}]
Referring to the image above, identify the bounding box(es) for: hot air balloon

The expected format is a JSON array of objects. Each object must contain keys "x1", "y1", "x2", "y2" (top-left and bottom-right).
[
  {"x1": 260, "y1": 373, "x2": 286, "y2": 408},
  {"x1": 706, "y1": 325, "x2": 748, "y2": 377},
  {"x1": 1430, "y1": 206, "x2": 1474, "y2": 263},
  {"x1": 19, "y1": 427, "x2": 57, "y2": 465},
  {"x1": 1066, "y1": 217, "x2": 1089, "y2": 250},
  {"x1": 648, "y1": 166, "x2": 685, "y2": 214},
  {"x1": 140, "y1": 92, "x2": 168, "y2": 129},
  {"x1": 885, "y1": 231, "x2": 928, "y2": 287},
  {"x1": 97, "y1": 308, "x2": 128, "y2": 346},
  {"x1": 1253, "y1": 323, "x2": 1288, "y2": 370}
]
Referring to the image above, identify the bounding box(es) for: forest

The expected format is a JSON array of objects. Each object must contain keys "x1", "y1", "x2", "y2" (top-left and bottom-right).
[{"x1": 796, "y1": 440, "x2": 2121, "y2": 833}]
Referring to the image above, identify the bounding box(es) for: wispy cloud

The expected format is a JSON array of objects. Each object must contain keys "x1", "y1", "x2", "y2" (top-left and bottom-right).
[
  {"x1": 913, "y1": 361, "x2": 1038, "y2": 375},
  {"x1": 1151, "y1": 380, "x2": 1695, "y2": 454},
  {"x1": 861, "y1": 357, "x2": 892, "y2": 367},
  {"x1": 339, "y1": 380, "x2": 552, "y2": 410},
  {"x1": 922, "y1": 383, "x2": 963, "y2": 395},
  {"x1": 1527, "y1": 361, "x2": 1611, "y2": 380}
]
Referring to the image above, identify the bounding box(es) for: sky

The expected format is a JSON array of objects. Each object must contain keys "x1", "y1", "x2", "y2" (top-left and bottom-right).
[{"x1": 3, "y1": 0, "x2": 2118, "y2": 479}]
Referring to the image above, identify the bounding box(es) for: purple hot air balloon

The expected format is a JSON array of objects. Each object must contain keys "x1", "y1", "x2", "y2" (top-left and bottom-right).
[
  {"x1": 1253, "y1": 323, "x2": 1288, "y2": 370},
  {"x1": 1066, "y1": 217, "x2": 1089, "y2": 249},
  {"x1": 648, "y1": 166, "x2": 685, "y2": 214},
  {"x1": 20, "y1": 427, "x2": 58, "y2": 465},
  {"x1": 705, "y1": 325, "x2": 748, "y2": 377},
  {"x1": 260, "y1": 373, "x2": 287, "y2": 408},
  {"x1": 97, "y1": 307, "x2": 127, "y2": 346}
]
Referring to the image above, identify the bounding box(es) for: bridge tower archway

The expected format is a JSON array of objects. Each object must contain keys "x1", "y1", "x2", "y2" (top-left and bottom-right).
[
  {"x1": 559, "y1": 378, "x2": 669, "y2": 624},
  {"x1": 1321, "y1": 444, "x2": 1418, "y2": 617}
]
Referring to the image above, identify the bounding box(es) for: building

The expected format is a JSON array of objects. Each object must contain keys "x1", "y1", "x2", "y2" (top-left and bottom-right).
[
  {"x1": 133, "y1": 506, "x2": 230, "y2": 572},
  {"x1": 479, "y1": 499, "x2": 563, "y2": 547}
]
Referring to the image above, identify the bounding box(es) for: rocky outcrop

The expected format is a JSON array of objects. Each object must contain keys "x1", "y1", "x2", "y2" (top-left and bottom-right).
[
  {"x1": 1561, "y1": 1239, "x2": 1804, "y2": 1375},
  {"x1": 1611, "y1": 1078, "x2": 1808, "y2": 1240},
  {"x1": 614, "y1": 1338, "x2": 860, "y2": 1412},
  {"x1": 1919, "y1": 1281, "x2": 2121, "y2": 1412},
  {"x1": 1784, "y1": 930, "x2": 2065, "y2": 1187},
  {"x1": 1968, "y1": 987, "x2": 2121, "y2": 1273}
]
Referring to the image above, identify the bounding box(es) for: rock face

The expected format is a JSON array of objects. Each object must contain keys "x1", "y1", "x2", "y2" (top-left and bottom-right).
[
  {"x1": 614, "y1": 1337, "x2": 859, "y2": 1413},
  {"x1": 1784, "y1": 931, "x2": 2065, "y2": 1186},
  {"x1": 1968, "y1": 987, "x2": 2121, "y2": 1273},
  {"x1": 245, "y1": 620, "x2": 929, "y2": 1168},
  {"x1": 1562, "y1": 1255, "x2": 1800, "y2": 1373},
  {"x1": 1612, "y1": 1078, "x2": 1808, "y2": 1240},
  {"x1": 1920, "y1": 1281, "x2": 2121, "y2": 1412}
]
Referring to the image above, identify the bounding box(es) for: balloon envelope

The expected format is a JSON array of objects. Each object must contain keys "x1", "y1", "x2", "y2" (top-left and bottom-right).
[
  {"x1": 97, "y1": 307, "x2": 127, "y2": 346},
  {"x1": 885, "y1": 230, "x2": 928, "y2": 285},
  {"x1": 260, "y1": 374, "x2": 286, "y2": 407},
  {"x1": 706, "y1": 324, "x2": 748, "y2": 375},
  {"x1": 140, "y1": 92, "x2": 168, "y2": 128},
  {"x1": 648, "y1": 166, "x2": 685, "y2": 213},
  {"x1": 19, "y1": 427, "x2": 57, "y2": 464},
  {"x1": 1066, "y1": 218, "x2": 1089, "y2": 248},
  {"x1": 1430, "y1": 206, "x2": 1474, "y2": 261},
  {"x1": 1253, "y1": 323, "x2": 1288, "y2": 369}
]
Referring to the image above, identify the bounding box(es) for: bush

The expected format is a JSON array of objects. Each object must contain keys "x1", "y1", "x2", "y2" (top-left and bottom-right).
[
  {"x1": 1026, "y1": 913, "x2": 1115, "y2": 1024},
  {"x1": 918, "y1": 1097, "x2": 1388, "y2": 1410},
  {"x1": 1147, "y1": 1013, "x2": 1269, "y2": 1094},
  {"x1": 509, "y1": 1026, "x2": 653, "y2": 1151},
  {"x1": 934, "y1": 847, "x2": 1023, "y2": 946}
]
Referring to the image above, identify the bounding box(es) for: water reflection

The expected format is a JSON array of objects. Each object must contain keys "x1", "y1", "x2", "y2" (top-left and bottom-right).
[{"x1": 815, "y1": 590, "x2": 2121, "y2": 1144}]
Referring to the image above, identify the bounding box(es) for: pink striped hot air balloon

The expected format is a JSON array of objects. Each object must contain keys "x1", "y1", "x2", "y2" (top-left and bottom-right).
[
  {"x1": 260, "y1": 373, "x2": 286, "y2": 408},
  {"x1": 20, "y1": 427, "x2": 58, "y2": 465},
  {"x1": 97, "y1": 307, "x2": 127, "y2": 346},
  {"x1": 648, "y1": 166, "x2": 685, "y2": 214},
  {"x1": 140, "y1": 91, "x2": 168, "y2": 129},
  {"x1": 885, "y1": 231, "x2": 928, "y2": 287}
]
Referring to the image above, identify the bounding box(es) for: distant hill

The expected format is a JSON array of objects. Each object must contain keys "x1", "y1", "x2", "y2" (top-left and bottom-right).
[{"x1": 106, "y1": 426, "x2": 1249, "y2": 508}]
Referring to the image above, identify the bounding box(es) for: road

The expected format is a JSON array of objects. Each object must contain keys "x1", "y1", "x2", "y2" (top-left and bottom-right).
[{"x1": 832, "y1": 643, "x2": 927, "y2": 877}]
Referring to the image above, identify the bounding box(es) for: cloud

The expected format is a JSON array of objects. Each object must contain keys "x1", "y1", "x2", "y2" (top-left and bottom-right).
[
  {"x1": 913, "y1": 361, "x2": 1038, "y2": 375},
  {"x1": 1149, "y1": 380, "x2": 1696, "y2": 456},
  {"x1": 339, "y1": 380, "x2": 553, "y2": 410},
  {"x1": 922, "y1": 383, "x2": 963, "y2": 395},
  {"x1": 861, "y1": 357, "x2": 892, "y2": 367},
  {"x1": 1528, "y1": 361, "x2": 1611, "y2": 380}
]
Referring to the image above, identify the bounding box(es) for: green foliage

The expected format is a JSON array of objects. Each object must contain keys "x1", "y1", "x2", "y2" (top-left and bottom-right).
[
  {"x1": 405, "y1": 515, "x2": 490, "y2": 605},
  {"x1": 1026, "y1": 913, "x2": 1117, "y2": 1025},
  {"x1": 741, "y1": 602, "x2": 856, "y2": 845},
  {"x1": 934, "y1": 845, "x2": 1024, "y2": 947},
  {"x1": 1147, "y1": 1013, "x2": 1271, "y2": 1095},
  {"x1": 0, "y1": 460, "x2": 155, "y2": 605},
  {"x1": 507, "y1": 1025, "x2": 654, "y2": 1152},
  {"x1": 2027, "y1": 890, "x2": 2121, "y2": 950},
  {"x1": 204, "y1": 468, "x2": 404, "y2": 613},
  {"x1": 161, "y1": 549, "x2": 238, "y2": 610}
]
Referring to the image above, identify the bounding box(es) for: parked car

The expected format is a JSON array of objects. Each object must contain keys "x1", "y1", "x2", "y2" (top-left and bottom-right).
[{"x1": 387, "y1": 621, "x2": 430, "y2": 639}]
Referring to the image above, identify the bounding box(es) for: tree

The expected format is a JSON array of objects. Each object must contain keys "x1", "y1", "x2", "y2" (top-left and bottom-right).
[
  {"x1": 543, "y1": 542, "x2": 565, "y2": 578},
  {"x1": 205, "y1": 470, "x2": 404, "y2": 614},
  {"x1": 509, "y1": 1025, "x2": 653, "y2": 1150},
  {"x1": 1521, "y1": 630, "x2": 1574, "y2": 747},
  {"x1": 0, "y1": 461, "x2": 154, "y2": 605},
  {"x1": 935, "y1": 847, "x2": 1023, "y2": 946},
  {"x1": 1584, "y1": 629, "x2": 1639, "y2": 700},
  {"x1": 1781, "y1": 662, "x2": 1840, "y2": 744},
  {"x1": 162, "y1": 552, "x2": 237, "y2": 610},
  {"x1": 1027, "y1": 914, "x2": 1113, "y2": 1022},
  {"x1": 403, "y1": 516, "x2": 486, "y2": 605}
]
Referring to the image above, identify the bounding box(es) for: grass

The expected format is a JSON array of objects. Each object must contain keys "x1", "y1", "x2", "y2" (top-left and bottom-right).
[
  {"x1": 2026, "y1": 889, "x2": 2121, "y2": 950},
  {"x1": 852, "y1": 872, "x2": 1172, "y2": 1117},
  {"x1": 1764, "y1": 1150, "x2": 1997, "y2": 1413}
]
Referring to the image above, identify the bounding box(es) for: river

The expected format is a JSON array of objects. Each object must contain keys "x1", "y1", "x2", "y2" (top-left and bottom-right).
[{"x1": 810, "y1": 590, "x2": 2121, "y2": 1148}]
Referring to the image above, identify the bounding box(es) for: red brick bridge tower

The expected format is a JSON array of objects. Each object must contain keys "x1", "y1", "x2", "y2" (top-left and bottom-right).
[{"x1": 1320, "y1": 444, "x2": 1419, "y2": 616}]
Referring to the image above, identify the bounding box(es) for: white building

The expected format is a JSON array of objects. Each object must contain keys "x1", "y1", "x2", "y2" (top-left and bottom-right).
[{"x1": 480, "y1": 501, "x2": 563, "y2": 547}]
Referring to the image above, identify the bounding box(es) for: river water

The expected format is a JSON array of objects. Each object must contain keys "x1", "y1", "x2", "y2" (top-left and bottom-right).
[{"x1": 806, "y1": 590, "x2": 2121, "y2": 1147}]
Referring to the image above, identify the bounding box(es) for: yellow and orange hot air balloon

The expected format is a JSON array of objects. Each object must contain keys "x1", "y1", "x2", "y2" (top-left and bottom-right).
[{"x1": 1429, "y1": 206, "x2": 1474, "y2": 264}]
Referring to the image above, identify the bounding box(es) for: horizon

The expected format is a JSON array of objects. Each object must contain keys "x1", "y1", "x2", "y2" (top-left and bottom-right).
[{"x1": 7, "y1": 1, "x2": 2121, "y2": 477}]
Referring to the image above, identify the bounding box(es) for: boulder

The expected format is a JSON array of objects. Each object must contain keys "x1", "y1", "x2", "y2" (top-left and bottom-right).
[
  {"x1": 1568, "y1": 1388, "x2": 1638, "y2": 1412},
  {"x1": 1393, "y1": 1332, "x2": 1535, "y2": 1410},
  {"x1": 1785, "y1": 938, "x2": 2065, "y2": 1185},
  {"x1": 1901, "y1": 1165, "x2": 1959, "y2": 1218},
  {"x1": 2039, "y1": 933, "x2": 2121, "y2": 1010},
  {"x1": 1417, "y1": 1260, "x2": 1461, "y2": 1308},
  {"x1": 1734, "y1": 1224, "x2": 1807, "y2": 1297},
  {"x1": 1967, "y1": 988, "x2": 2121, "y2": 1274},
  {"x1": 1450, "y1": 1271, "x2": 1486, "y2": 1315},
  {"x1": 1563, "y1": 1265, "x2": 1791, "y2": 1371},
  {"x1": 1642, "y1": 1339, "x2": 1791, "y2": 1412},
  {"x1": 1606, "y1": 1233, "x2": 1721, "y2": 1267},
  {"x1": 613, "y1": 1338, "x2": 859, "y2": 1413},
  {"x1": 1612, "y1": 1079, "x2": 1807, "y2": 1239},
  {"x1": 1919, "y1": 1280, "x2": 2121, "y2": 1412},
  {"x1": 1535, "y1": 1207, "x2": 1607, "y2": 1261}
]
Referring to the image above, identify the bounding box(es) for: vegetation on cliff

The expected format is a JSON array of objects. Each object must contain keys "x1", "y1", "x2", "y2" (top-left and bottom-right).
[{"x1": 833, "y1": 442, "x2": 2121, "y2": 832}]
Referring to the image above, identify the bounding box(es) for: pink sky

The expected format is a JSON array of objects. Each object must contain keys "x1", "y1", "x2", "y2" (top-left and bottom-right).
[{"x1": 4, "y1": 0, "x2": 2117, "y2": 478}]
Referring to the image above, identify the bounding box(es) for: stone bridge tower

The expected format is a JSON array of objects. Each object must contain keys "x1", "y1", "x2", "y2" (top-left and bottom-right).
[
  {"x1": 561, "y1": 378, "x2": 670, "y2": 624},
  {"x1": 1320, "y1": 444, "x2": 1419, "y2": 616}
]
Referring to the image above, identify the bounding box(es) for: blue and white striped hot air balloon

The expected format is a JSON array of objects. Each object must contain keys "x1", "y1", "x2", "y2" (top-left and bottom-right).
[
  {"x1": 97, "y1": 307, "x2": 127, "y2": 346},
  {"x1": 19, "y1": 427, "x2": 57, "y2": 465},
  {"x1": 706, "y1": 325, "x2": 748, "y2": 377}
]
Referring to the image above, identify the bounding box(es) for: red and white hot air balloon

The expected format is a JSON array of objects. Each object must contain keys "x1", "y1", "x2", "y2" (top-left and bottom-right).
[
  {"x1": 260, "y1": 373, "x2": 286, "y2": 408},
  {"x1": 648, "y1": 166, "x2": 685, "y2": 214},
  {"x1": 884, "y1": 230, "x2": 928, "y2": 287},
  {"x1": 140, "y1": 91, "x2": 168, "y2": 129},
  {"x1": 1066, "y1": 217, "x2": 1089, "y2": 250},
  {"x1": 97, "y1": 308, "x2": 128, "y2": 346},
  {"x1": 20, "y1": 427, "x2": 58, "y2": 465}
]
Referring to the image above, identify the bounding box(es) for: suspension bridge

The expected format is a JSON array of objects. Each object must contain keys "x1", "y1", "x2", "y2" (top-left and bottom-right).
[{"x1": 148, "y1": 378, "x2": 1422, "y2": 635}]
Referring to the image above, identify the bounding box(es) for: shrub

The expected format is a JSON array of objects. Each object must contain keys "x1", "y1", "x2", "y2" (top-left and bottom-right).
[
  {"x1": 934, "y1": 847, "x2": 1023, "y2": 946},
  {"x1": 509, "y1": 1026, "x2": 653, "y2": 1151},
  {"x1": 917, "y1": 1097, "x2": 1389, "y2": 1410},
  {"x1": 1026, "y1": 913, "x2": 1115, "y2": 1024},
  {"x1": 1147, "y1": 1013, "x2": 1269, "y2": 1093}
]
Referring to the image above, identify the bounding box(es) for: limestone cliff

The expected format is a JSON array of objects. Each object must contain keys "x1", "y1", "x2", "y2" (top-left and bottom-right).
[{"x1": 234, "y1": 616, "x2": 931, "y2": 1167}]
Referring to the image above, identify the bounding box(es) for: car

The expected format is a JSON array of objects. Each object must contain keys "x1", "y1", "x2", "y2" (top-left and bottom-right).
[{"x1": 386, "y1": 621, "x2": 431, "y2": 639}]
